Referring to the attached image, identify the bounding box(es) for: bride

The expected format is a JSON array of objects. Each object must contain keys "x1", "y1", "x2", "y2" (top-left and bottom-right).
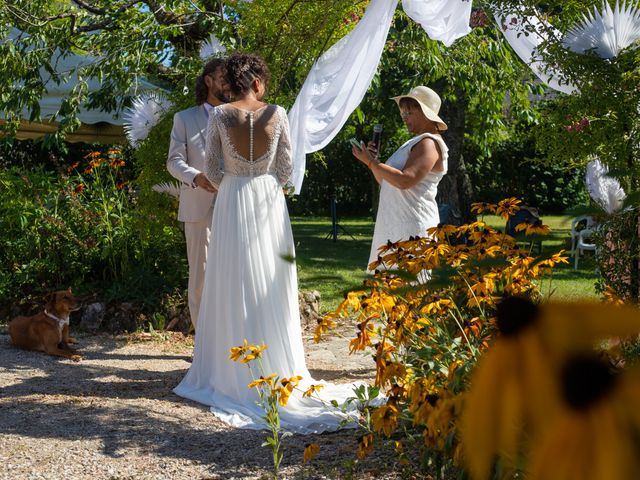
[{"x1": 174, "y1": 53, "x2": 359, "y2": 433}]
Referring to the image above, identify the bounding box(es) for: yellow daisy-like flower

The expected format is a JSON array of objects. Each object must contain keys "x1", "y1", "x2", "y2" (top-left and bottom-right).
[
  {"x1": 247, "y1": 374, "x2": 277, "y2": 389},
  {"x1": 302, "y1": 384, "x2": 325, "y2": 398},
  {"x1": 336, "y1": 290, "x2": 366, "y2": 315},
  {"x1": 314, "y1": 316, "x2": 337, "y2": 343},
  {"x1": 277, "y1": 375, "x2": 303, "y2": 406},
  {"x1": 303, "y1": 443, "x2": 320, "y2": 463},
  {"x1": 495, "y1": 197, "x2": 522, "y2": 219},
  {"x1": 240, "y1": 342, "x2": 268, "y2": 364},
  {"x1": 229, "y1": 339, "x2": 250, "y2": 362},
  {"x1": 470, "y1": 202, "x2": 497, "y2": 215},
  {"x1": 371, "y1": 404, "x2": 399, "y2": 437},
  {"x1": 426, "y1": 223, "x2": 459, "y2": 241},
  {"x1": 514, "y1": 221, "x2": 551, "y2": 236},
  {"x1": 421, "y1": 297, "x2": 454, "y2": 315},
  {"x1": 446, "y1": 247, "x2": 470, "y2": 267}
]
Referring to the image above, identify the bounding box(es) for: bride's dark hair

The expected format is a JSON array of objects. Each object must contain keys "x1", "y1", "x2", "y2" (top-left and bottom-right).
[{"x1": 224, "y1": 53, "x2": 271, "y2": 97}]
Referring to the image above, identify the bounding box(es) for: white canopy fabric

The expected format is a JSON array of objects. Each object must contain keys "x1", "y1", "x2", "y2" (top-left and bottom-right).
[
  {"x1": 287, "y1": 0, "x2": 399, "y2": 193},
  {"x1": 403, "y1": 0, "x2": 472, "y2": 47}
]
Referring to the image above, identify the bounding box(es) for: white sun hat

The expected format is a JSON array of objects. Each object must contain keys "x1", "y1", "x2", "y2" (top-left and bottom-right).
[{"x1": 392, "y1": 85, "x2": 448, "y2": 131}]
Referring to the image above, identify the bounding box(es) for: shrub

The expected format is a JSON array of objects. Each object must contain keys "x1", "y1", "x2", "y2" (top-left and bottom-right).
[
  {"x1": 594, "y1": 207, "x2": 640, "y2": 304},
  {"x1": 316, "y1": 199, "x2": 567, "y2": 475},
  {"x1": 466, "y1": 137, "x2": 589, "y2": 214},
  {"x1": 0, "y1": 148, "x2": 187, "y2": 318}
]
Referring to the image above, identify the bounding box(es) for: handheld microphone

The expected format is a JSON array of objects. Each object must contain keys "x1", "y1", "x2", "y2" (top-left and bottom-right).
[{"x1": 371, "y1": 124, "x2": 383, "y2": 155}]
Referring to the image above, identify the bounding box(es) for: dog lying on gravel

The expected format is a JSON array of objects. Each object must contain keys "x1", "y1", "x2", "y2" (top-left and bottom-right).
[{"x1": 9, "y1": 288, "x2": 81, "y2": 361}]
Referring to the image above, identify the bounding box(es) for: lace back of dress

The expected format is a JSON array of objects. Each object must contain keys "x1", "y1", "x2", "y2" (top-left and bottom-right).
[{"x1": 225, "y1": 106, "x2": 277, "y2": 164}]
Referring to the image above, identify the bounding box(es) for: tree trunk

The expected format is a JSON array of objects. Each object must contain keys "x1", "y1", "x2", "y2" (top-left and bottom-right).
[{"x1": 436, "y1": 91, "x2": 475, "y2": 225}]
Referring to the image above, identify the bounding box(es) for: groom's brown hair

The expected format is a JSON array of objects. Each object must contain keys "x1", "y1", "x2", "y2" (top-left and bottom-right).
[{"x1": 195, "y1": 58, "x2": 226, "y2": 105}]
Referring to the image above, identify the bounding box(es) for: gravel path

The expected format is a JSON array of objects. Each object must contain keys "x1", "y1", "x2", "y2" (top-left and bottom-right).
[{"x1": 0, "y1": 327, "x2": 398, "y2": 479}]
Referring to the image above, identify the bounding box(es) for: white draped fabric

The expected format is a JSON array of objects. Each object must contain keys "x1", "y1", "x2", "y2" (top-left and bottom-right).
[
  {"x1": 494, "y1": 10, "x2": 578, "y2": 94},
  {"x1": 287, "y1": 0, "x2": 399, "y2": 193},
  {"x1": 403, "y1": 0, "x2": 472, "y2": 47}
]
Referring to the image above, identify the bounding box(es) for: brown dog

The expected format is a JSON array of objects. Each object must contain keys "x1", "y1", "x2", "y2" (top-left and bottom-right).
[{"x1": 9, "y1": 288, "x2": 81, "y2": 361}]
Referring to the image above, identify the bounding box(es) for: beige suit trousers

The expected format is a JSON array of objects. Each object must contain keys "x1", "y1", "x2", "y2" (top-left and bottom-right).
[{"x1": 184, "y1": 207, "x2": 212, "y2": 328}]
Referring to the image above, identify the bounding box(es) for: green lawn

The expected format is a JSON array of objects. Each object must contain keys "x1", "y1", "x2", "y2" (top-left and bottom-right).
[{"x1": 291, "y1": 214, "x2": 600, "y2": 313}]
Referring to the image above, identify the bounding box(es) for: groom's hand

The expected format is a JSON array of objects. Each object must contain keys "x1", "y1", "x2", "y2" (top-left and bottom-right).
[{"x1": 193, "y1": 173, "x2": 217, "y2": 193}]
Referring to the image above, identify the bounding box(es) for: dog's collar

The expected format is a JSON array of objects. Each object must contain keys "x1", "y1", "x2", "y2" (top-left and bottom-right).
[{"x1": 44, "y1": 310, "x2": 69, "y2": 325}]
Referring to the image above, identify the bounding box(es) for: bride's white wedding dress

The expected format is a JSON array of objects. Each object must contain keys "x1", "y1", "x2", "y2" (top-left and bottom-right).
[{"x1": 174, "y1": 103, "x2": 360, "y2": 433}]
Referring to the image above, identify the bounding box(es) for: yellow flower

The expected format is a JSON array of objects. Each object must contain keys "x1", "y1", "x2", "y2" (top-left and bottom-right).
[
  {"x1": 303, "y1": 443, "x2": 320, "y2": 463},
  {"x1": 528, "y1": 356, "x2": 640, "y2": 480},
  {"x1": 495, "y1": 197, "x2": 522, "y2": 219},
  {"x1": 229, "y1": 340, "x2": 267, "y2": 363},
  {"x1": 349, "y1": 318, "x2": 376, "y2": 352},
  {"x1": 537, "y1": 250, "x2": 569, "y2": 268},
  {"x1": 421, "y1": 297, "x2": 453, "y2": 315},
  {"x1": 302, "y1": 384, "x2": 325, "y2": 397},
  {"x1": 229, "y1": 339, "x2": 250, "y2": 362},
  {"x1": 371, "y1": 404, "x2": 399, "y2": 437},
  {"x1": 356, "y1": 434, "x2": 374, "y2": 459},
  {"x1": 314, "y1": 316, "x2": 337, "y2": 343},
  {"x1": 514, "y1": 221, "x2": 551, "y2": 236},
  {"x1": 471, "y1": 202, "x2": 497, "y2": 215},
  {"x1": 426, "y1": 224, "x2": 458, "y2": 241},
  {"x1": 240, "y1": 342, "x2": 268, "y2": 363},
  {"x1": 468, "y1": 227, "x2": 498, "y2": 245},
  {"x1": 469, "y1": 273, "x2": 498, "y2": 297},
  {"x1": 247, "y1": 374, "x2": 277, "y2": 389},
  {"x1": 423, "y1": 242, "x2": 450, "y2": 266},
  {"x1": 446, "y1": 247, "x2": 470, "y2": 267},
  {"x1": 379, "y1": 361, "x2": 407, "y2": 387},
  {"x1": 277, "y1": 375, "x2": 303, "y2": 406},
  {"x1": 344, "y1": 290, "x2": 366, "y2": 311}
]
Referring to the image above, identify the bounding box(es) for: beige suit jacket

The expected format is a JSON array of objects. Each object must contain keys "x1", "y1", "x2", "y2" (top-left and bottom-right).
[{"x1": 167, "y1": 105, "x2": 217, "y2": 223}]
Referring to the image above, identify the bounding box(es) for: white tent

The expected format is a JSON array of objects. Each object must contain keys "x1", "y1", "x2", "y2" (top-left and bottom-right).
[{"x1": 2, "y1": 28, "x2": 157, "y2": 144}]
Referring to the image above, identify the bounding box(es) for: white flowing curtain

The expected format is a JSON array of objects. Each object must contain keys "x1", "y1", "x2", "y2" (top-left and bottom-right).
[
  {"x1": 287, "y1": 0, "x2": 474, "y2": 194},
  {"x1": 287, "y1": 0, "x2": 399, "y2": 193}
]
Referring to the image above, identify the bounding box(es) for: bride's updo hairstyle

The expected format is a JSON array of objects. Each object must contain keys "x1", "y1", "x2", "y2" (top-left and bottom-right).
[{"x1": 224, "y1": 53, "x2": 271, "y2": 97}]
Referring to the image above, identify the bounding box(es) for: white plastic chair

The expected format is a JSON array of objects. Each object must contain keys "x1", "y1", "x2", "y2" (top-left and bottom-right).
[
  {"x1": 570, "y1": 215, "x2": 597, "y2": 252},
  {"x1": 574, "y1": 226, "x2": 597, "y2": 269}
]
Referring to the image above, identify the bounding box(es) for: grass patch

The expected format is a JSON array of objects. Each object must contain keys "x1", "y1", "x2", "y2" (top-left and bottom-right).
[
  {"x1": 291, "y1": 217, "x2": 373, "y2": 312},
  {"x1": 291, "y1": 214, "x2": 599, "y2": 312}
]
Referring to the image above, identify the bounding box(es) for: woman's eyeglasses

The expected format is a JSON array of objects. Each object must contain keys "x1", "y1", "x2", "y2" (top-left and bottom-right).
[{"x1": 399, "y1": 110, "x2": 415, "y2": 119}]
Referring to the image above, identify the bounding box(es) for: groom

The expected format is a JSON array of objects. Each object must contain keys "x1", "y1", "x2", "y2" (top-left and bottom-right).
[{"x1": 167, "y1": 58, "x2": 230, "y2": 330}]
